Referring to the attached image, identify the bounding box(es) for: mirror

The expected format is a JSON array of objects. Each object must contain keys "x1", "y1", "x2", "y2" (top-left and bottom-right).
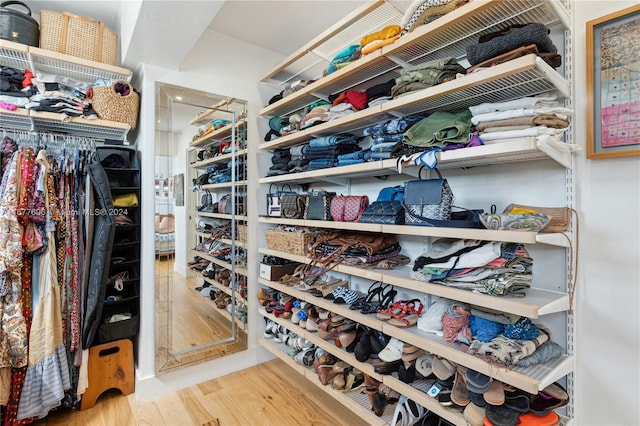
[{"x1": 154, "y1": 82, "x2": 248, "y2": 373}]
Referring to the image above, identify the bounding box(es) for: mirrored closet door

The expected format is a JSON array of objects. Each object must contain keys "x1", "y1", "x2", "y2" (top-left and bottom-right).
[{"x1": 155, "y1": 82, "x2": 248, "y2": 373}]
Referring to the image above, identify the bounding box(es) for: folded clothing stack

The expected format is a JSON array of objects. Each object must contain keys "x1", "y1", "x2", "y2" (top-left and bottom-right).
[
  {"x1": 466, "y1": 23, "x2": 561, "y2": 69},
  {"x1": 411, "y1": 239, "x2": 533, "y2": 297},
  {"x1": 363, "y1": 113, "x2": 426, "y2": 160},
  {"x1": 305, "y1": 134, "x2": 361, "y2": 170},
  {"x1": 266, "y1": 147, "x2": 291, "y2": 176},
  {"x1": 469, "y1": 93, "x2": 572, "y2": 145}
]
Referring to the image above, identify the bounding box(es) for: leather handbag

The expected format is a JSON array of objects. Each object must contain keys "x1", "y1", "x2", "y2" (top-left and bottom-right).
[
  {"x1": 304, "y1": 188, "x2": 336, "y2": 221},
  {"x1": 218, "y1": 195, "x2": 228, "y2": 214},
  {"x1": 330, "y1": 195, "x2": 369, "y2": 222},
  {"x1": 280, "y1": 194, "x2": 307, "y2": 219},
  {"x1": 266, "y1": 183, "x2": 296, "y2": 217},
  {"x1": 403, "y1": 167, "x2": 453, "y2": 225},
  {"x1": 305, "y1": 232, "x2": 398, "y2": 277},
  {"x1": 359, "y1": 201, "x2": 405, "y2": 224},
  {"x1": 376, "y1": 185, "x2": 404, "y2": 202}
]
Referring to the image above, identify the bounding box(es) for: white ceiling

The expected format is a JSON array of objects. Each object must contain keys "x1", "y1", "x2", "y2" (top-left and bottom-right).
[
  {"x1": 208, "y1": 1, "x2": 367, "y2": 57},
  {"x1": 20, "y1": 0, "x2": 367, "y2": 71}
]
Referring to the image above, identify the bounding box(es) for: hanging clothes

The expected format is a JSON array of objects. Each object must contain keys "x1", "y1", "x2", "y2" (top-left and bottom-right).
[{"x1": 17, "y1": 151, "x2": 70, "y2": 420}]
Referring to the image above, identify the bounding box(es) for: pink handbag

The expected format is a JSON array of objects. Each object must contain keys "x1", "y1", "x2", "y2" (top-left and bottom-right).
[{"x1": 330, "y1": 195, "x2": 369, "y2": 222}]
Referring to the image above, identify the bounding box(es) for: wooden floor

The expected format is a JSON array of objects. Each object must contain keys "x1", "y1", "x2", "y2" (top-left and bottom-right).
[
  {"x1": 35, "y1": 359, "x2": 368, "y2": 426},
  {"x1": 155, "y1": 257, "x2": 247, "y2": 372}
]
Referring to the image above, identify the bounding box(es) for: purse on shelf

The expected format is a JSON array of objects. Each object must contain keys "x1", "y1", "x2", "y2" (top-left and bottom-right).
[
  {"x1": 403, "y1": 167, "x2": 454, "y2": 225},
  {"x1": 330, "y1": 195, "x2": 369, "y2": 222},
  {"x1": 280, "y1": 194, "x2": 307, "y2": 219},
  {"x1": 88, "y1": 80, "x2": 140, "y2": 129},
  {"x1": 218, "y1": 194, "x2": 228, "y2": 214},
  {"x1": 504, "y1": 204, "x2": 571, "y2": 233},
  {"x1": 266, "y1": 183, "x2": 296, "y2": 217},
  {"x1": 197, "y1": 190, "x2": 212, "y2": 212},
  {"x1": 304, "y1": 187, "x2": 336, "y2": 221},
  {"x1": 376, "y1": 185, "x2": 405, "y2": 202},
  {"x1": 305, "y1": 231, "x2": 398, "y2": 277},
  {"x1": 359, "y1": 201, "x2": 405, "y2": 225}
]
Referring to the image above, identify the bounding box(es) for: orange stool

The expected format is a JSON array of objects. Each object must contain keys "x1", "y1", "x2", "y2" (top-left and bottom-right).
[{"x1": 80, "y1": 339, "x2": 135, "y2": 410}]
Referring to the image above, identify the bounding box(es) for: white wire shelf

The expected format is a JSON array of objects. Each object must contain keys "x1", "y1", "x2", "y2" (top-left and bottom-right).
[
  {"x1": 257, "y1": 247, "x2": 570, "y2": 319},
  {"x1": 0, "y1": 40, "x2": 132, "y2": 83},
  {"x1": 0, "y1": 109, "x2": 130, "y2": 140},
  {"x1": 259, "y1": 55, "x2": 569, "y2": 152},
  {"x1": 190, "y1": 149, "x2": 248, "y2": 169},
  {"x1": 260, "y1": 0, "x2": 569, "y2": 117},
  {"x1": 189, "y1": 118, "x2": 247, "y2": 148},
  {"x1": 259, "y1": 138, "x2": 572, "y2": 188}
]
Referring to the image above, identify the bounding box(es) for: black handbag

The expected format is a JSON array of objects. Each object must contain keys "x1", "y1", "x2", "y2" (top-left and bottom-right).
[
  {"x1": 266, "y1": 183, "x2": 295, "y2": 217},
  {"x1": 403, "y1": 167, "x2": 453, "y2": 225},
  {"x1": 281, "y1": 194, "x2": 307, "y2": 219},
  {"x1": 304, "y1": 188, "x2": 336, "y2": 221},
  {"x1": 197, "y1": 190, "x2": 212, "y2": 212},
  {"x1": 405, "y1": 207, "x2": 484, "y2": 228},
  {"x1": 359, "y1": 201, "x2": 405, "y2": 224}
]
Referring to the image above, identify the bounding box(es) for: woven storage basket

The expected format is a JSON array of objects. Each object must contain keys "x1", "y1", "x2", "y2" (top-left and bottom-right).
[
  {"x1": 237, "y1": 224, "x2": 247, "y2": 243},
  {"x1": 265, "y1": 229, "x2": 317, "y2": 256},
  {"x1": 39, "y1": 10, "x2": 117, "y2": 65},
  {"x1": 88, "y1": 80, "x2": 139, "y2": 129},
  {"x1": 504, "y1": 204, "x2": 571, "y2": 233}
]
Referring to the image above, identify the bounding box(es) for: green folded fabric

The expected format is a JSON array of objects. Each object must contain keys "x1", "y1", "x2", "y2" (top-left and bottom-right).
[{"x1": 402, "y1": 109, "x2": 472, "y2": 147}]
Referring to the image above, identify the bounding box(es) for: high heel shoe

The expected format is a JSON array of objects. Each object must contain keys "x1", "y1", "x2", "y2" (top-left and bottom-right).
[
  {"x1": 349, "y1": 281, "x2": 386, "y2": 310},
  {"x1": 361, "y1": 285, "x2": 396, "y2": 314}
]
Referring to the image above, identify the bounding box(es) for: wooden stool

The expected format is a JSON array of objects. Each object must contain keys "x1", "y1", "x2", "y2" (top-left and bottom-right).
[{"x1": 80, "y1": 339, "x2": 135, "y2": 410}]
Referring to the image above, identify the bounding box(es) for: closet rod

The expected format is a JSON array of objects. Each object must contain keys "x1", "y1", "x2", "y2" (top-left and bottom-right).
[{"x1": 2, "y1": 128, "x2": 98, "y2": 152}]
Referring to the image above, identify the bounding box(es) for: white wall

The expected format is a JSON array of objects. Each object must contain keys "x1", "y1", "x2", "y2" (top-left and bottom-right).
[{"x1": 572, "y1": 2, "x2": 640, "y2": 425}]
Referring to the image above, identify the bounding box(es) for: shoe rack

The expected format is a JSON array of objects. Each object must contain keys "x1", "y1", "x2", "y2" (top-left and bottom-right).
[
  {"x1": 96, "y1": 145, "x2": 142, "y2": 345},
  {"x1": 256, "y1": 1, "x2": 575, "y2": 425}
]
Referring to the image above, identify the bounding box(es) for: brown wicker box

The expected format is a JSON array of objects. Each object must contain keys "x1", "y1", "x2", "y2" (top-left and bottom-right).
[
  {"x1": 39, "y1": 10, "x2": 117, "y2": 65},
  {"x1": 265, "y1": 228, "x2": 317, "y2": 256}
]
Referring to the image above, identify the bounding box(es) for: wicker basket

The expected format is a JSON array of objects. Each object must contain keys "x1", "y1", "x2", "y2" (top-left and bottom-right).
[
  {"x1": 237, "y1": 224, "x2": 247, "y2": 243},
  {"x1": 39, "y1": 10, "x2": 117, "y2": 65},
  {"x1": 265, "y1": 228, "x2": 317, "y2": 256}
]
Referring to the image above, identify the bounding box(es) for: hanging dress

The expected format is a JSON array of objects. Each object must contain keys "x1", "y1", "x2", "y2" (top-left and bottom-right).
[{"x1": 16, "y1": 152, "x2": 70, "y2": 420}]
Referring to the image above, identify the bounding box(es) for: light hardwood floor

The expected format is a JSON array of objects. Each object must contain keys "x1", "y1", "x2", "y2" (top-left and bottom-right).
[
  {"x1": 156, "y1": 257, "x2": 247, "y2": 372},
  {"x1": 36, "y1": 359, "x2": 368, "y2": 426}
]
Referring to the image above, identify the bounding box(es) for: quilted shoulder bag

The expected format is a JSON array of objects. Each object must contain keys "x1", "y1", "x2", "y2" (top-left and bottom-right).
[
  {"x1": 280, "y1": 194, "x2": 307, "y2": 219},
  {"x1": 403, "y1": 167, "x2": 453, "y2": 224},
  {"x1": 360, "y1": 201, "x2": 405, "y2": 224},
  {"x1": 330, "y1": 195, "x2": 369, "y2": 222},
  {"x1": 266, "y1": 183, "x2": 296, "y2": 217},
  {"x1": 304, "y1": 187, "x2": 336, "y2": 221}
]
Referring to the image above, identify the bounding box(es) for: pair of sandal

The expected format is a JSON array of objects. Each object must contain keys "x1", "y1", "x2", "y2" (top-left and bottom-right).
[
  {"x1": 352, "y1": 282, "x2": 397, "y2": 315},
  {"x1": 305, "y1": 277, "x2": 347, "y2": 297},
  {"x1": 324, "y1": 286, "x2": 360, "y2": 304},
  {"x1": 376, "y1": 299, "x2": 424, "y2": 328}
]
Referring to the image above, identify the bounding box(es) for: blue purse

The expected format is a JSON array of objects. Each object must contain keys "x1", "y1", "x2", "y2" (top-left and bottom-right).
[{"x1": 376, "y1": 185, "x2": 404, "y2": 202}]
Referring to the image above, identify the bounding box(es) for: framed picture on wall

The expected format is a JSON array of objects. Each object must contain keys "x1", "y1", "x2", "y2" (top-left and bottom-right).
[{"x1": 586, "y1": 4, "x2": 640, "y2": 159}]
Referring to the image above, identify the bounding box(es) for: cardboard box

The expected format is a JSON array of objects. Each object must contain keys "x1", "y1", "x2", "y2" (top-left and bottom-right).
[{"x1": 259, "y1": 262, "x2": 300, "y2": 281}]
